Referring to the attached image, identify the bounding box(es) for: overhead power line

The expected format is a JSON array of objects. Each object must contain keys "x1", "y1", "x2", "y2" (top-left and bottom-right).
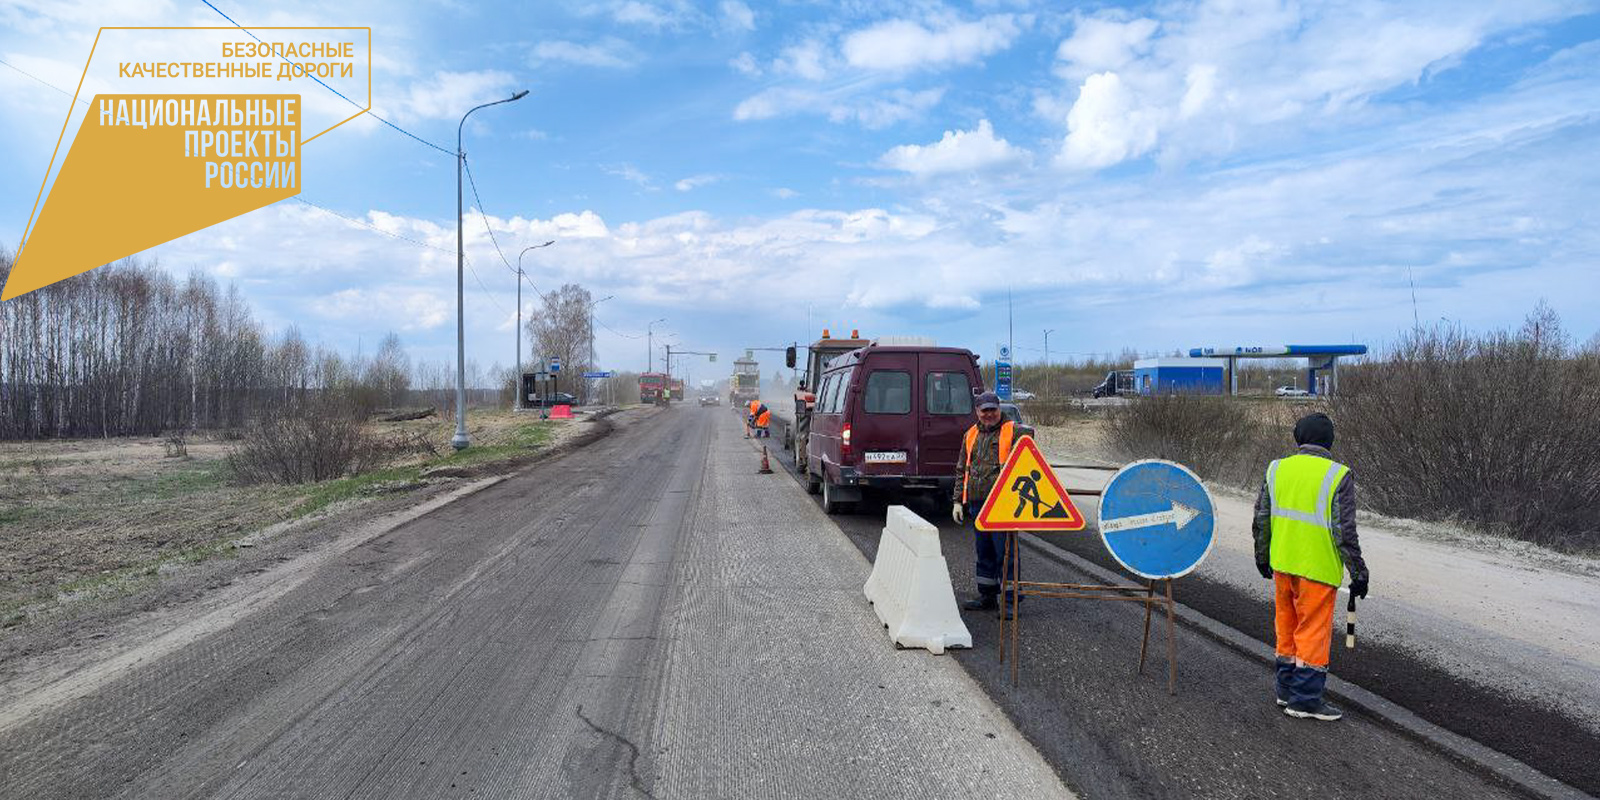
[
  {"x1": 199, "y1": 0, "x2": 455, "y2": 156},
  {"x1": 0, "y1": 58, "x2": 90, "y2": 105},
  {"x1": 461, "y1": 156, "x2": 521, "y2": 278},
  {"x1": 595, "y1": 318, "x2": 646, "y2": 340}
]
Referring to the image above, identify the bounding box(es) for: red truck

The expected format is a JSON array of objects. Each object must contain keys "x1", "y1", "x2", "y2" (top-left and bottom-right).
[{"x1": 638, "y1": 372, "x2": 667, "y2": 404}]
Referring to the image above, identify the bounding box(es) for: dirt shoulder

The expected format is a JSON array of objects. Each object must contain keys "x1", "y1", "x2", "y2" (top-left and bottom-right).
[{"x1": 0, "y1": 406, "x2": 638, "y2": 667}]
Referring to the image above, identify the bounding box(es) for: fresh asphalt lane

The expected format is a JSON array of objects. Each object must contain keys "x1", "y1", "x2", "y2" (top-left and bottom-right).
[
  {"x1": 764, "y1": 441, "x2": 1539, "y2": 800},
  {"x1": 0, "y1": 406, "x2": 1068, "y2": 799}
]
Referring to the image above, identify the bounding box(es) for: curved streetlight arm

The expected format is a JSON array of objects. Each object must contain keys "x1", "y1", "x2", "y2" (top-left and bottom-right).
[{"x1": 460, "y1": 91, "x2": 530, "y2": 155}]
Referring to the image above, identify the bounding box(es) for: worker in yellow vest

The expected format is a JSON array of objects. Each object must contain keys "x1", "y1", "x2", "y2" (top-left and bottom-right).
[
  {"x1": 1252, "y1": 412, "x2": 1369, "y2": 722},
  {"x1": 952, "y1": 392, "x2": 1019, "y2": 617}
]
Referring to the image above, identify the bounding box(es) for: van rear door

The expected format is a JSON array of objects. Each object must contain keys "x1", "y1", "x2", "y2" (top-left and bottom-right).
[
  {"x1": 918, "y1": 352, "x2": 976, "y2": 478},
  {"x1": 852, "y1": 351, "x2": 919, "y2": 476}
]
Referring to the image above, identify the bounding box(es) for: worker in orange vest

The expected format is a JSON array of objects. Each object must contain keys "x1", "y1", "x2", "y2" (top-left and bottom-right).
[
  {"x1": 754, "y1": 404, "x2": 772, "y2": 438},
  {"x1": 745, "y1": 399, "x2": 761, "y2": 437},
  {"x1": 952, "y1": 392, "x2": 1018, "y2": 617}
]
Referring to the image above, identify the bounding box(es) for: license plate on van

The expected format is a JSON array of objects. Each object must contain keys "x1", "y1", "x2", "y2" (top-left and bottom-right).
[{"x1": 864, "y1": 451, "x2": 907, "y2": 464}]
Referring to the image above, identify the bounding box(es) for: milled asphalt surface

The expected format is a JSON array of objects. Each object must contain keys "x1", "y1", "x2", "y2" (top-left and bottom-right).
[
  {"x1": 1041, "y1": 460, "x2": 1600, "y2": 796},
  {"x1": 0, "y1": 406, "x2": 1067, "y2": 799},
  {"x1": 764, "y1": 433, "x2": 1545, "y2": 799}
]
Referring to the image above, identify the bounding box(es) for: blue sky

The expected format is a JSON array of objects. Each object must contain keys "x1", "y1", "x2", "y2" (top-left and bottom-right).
[{"x1": 2, "y1": 0, "x2": 1598, "y2": 378}]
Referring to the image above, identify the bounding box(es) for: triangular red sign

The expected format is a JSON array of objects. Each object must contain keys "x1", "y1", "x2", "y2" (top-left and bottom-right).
[{"x1": 975, "y1": 435, "x2": 1086, "y2": 531}]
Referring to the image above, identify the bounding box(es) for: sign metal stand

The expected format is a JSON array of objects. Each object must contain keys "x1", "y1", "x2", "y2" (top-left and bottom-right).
[{"x1": 991, "y1": 458, "x2": 1214, "y2": 696}]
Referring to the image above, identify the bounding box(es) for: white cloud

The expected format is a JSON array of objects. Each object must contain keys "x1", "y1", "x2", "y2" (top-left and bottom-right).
[
  {"x1": 720, "y1": 0, "x2": 755, "y2": 31},
  {"x1": 881, "y1": 119, "x2": 1023, "y2": 175},
  {"x1": 729, "y1": 51, "x2": 761, "y2": 76},
  {"x1": 1178, "y1": 63, "x2": 1217, "y2": 120},
  {"x1": 606, "y1": 164, "x2": 656, "y2": 189},
  {"x1": 529, "y1": 38, "x2": 635, "y2": 69},
  {"x1": 613, "y1": 1, "x2": 672, "y2": 27},
  {"x1": 1040, "y1": 2, "x2": 1589, "y2": 171},
  {"x1": 1056, "y1": 72, "x2": 1161, "y2": 169},
  {"x1": 837, "y1": 88, "x2": 945, "y2": 128},
  {"x1": 772, "y1": 187, "x2": 799, "y2": 199},
  {"x1": 842, "y1": 14, "x2": 1023, "y2": 72},
  {"x1": 774, "y1": 40, "x2": 829, "y2": 81},
  {"x1": 1055, "y1": 16, "x2": 1158, "y2": 77},
  {"x1": 312, "y1": 288, "x2": 450, "y2": 331},
  {"x1": 386, "y1": 70, "x2": 518, "y2": 122},
  {"x1": 736, "y1": 86, "x2": 944, "y2": 128},
  {"x1": 674, "y1": 174, "x2": 720, "y2": 192}
]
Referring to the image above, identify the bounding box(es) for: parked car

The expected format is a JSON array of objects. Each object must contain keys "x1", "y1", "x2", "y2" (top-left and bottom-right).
[
  {"x1": 803, "y1": 341, "x2": 982, "y2": 514},
  {"x1": 1274, "y1": 385, "x2": 1309, "y2": 397},
  {"x1": 1011, "y1": 389, "x2": 1036, "y2": 401},
  {"x1": 998, "y1": 403, "x2": 1036, "y2": 440},
  {"x1": 527, "y1": 391, "x2": 579, "y2": 407},
  {"x1": 698, "y1": 395, "x2": 719, "y2": 406}
]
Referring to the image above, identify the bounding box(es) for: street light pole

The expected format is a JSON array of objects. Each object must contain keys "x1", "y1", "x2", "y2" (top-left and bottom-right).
[
  {"x1": 1043, "y1": 328, "x2": 1054, "y2": 398},
  {"x1": 646, "y1": 318, "x2": 666, "y2": 372},
  {"x1": 453, "y1": 89, "x2": 529, "y2": 451},
  {"x1": 515, "y1": 240, "x2": 555, "y2": 412},
  {"x1": 585, "y1": 294, "x2": 613, "y2": 404}
]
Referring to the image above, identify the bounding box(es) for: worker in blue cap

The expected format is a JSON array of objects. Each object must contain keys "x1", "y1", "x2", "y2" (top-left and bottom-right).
[{"x1": 953, "y1": 391, "x2": 1020, "y2": 617}]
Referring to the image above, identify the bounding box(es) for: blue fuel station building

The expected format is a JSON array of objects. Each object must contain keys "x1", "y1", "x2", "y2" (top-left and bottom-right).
[{"x1": 1132, "y1": 358, "x2": 1227, "y2": 395}]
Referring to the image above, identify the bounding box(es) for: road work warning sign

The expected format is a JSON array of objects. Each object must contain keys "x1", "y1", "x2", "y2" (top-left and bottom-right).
[{"x1": 975, "y1": 436, "x2": 1086, "y2": 532}]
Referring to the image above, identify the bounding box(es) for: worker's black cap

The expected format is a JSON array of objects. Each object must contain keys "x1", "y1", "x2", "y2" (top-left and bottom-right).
[
  {"x1": 1294, "y1": 412, "x2": 1335, "y2": 449},
  {"x1": 975, "y1": 392, "x2": 1001, "y2": 410}
]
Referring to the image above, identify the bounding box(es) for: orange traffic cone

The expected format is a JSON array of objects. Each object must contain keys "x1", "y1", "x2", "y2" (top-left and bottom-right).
[{"x1": 758, "y1": 446, "x2": 773, "y2": 474}]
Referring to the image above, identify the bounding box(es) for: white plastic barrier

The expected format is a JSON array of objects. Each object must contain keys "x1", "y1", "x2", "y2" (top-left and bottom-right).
[{"x1": 863, "y1": 505, "x2": 972, "y2": 654}]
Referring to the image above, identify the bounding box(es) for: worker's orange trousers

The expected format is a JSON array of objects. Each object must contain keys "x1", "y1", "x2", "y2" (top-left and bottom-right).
[{"x1": 1273, "y1": 572, "x2": 1337, "y2": 668}]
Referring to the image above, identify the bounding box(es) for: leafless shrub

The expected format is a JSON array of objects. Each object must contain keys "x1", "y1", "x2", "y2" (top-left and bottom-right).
[
  {"x1": 375, "y1": 430, "x2": 439, "y2": 460},
  {"x1": 227, "y1": 400, "x2": 382, "y2": 485},
  {"x1": 163, "y1": 434, "x2": 188, "y2": 458},
  {"x1": 1024, "y1": 400, "x2": 1078, "y2": 427},
  {"x1": 1332, "y1": 303, "x2": 1600, "y2": 552},
  {"x1": 1102, "y1": 394, "x2": 1275, "y2": 485}
]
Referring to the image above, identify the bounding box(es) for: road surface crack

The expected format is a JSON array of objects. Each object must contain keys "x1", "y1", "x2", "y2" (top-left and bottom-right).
[{"x1": 574, "y1": 704, "x2": 656, "y2": 799}]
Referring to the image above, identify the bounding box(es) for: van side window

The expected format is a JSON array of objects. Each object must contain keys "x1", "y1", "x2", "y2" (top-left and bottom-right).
[
  {"x1": 828, "y1": 368, "x2": 853, "y2": 413},
  {"x1": 817, "y1": 374, "x2": 837, "y2": 413},
  {"x1": 925, "y1": 371, "x2": 973, "y2": 415},
  {"x1": 863, "y1": 370, "x2": 911, "y2": 414},
  {"x1": 822, "y1": 372, "x2": 843, "y2": 413}
]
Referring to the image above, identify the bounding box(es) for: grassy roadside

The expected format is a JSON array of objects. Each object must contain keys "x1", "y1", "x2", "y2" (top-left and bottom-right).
[{"x1": 0, "y1": 413, "x2": 570, "y2": 629}]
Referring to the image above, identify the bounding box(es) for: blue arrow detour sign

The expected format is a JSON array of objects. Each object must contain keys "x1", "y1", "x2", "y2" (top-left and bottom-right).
[{"x1": 1097, "y1": 459, "x2": 1216, "y2": 580}]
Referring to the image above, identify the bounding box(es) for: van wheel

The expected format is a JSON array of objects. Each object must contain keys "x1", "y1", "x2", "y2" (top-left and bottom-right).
[
  {"x1": 805, "y1": 464, "x2": 822, "y2": 495},
  {"x1": 822, "y1": 478, "x2": 851, "y2": 514}
]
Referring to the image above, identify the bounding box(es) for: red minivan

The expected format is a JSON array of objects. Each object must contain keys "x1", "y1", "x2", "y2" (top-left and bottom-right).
[{"x1": 803, "y1": 342, "x2": 982, "y2": 513}]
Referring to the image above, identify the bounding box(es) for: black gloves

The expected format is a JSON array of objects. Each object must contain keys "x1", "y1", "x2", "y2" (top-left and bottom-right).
[
  {"x1": 1256, "y1": 561, "x2": 1273, "y2": 580},
  {"x1": 1349, "y1": 576, "x2": 1368, "y2": 599}
]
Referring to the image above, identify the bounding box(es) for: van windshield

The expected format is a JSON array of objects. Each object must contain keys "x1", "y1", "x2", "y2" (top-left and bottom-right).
[
  {"x1": 926, "y1": 371, "x2": 972, "y2": 415},
  {"x1": 863, "y1": 371, "x2": 911, "y2": 414}
]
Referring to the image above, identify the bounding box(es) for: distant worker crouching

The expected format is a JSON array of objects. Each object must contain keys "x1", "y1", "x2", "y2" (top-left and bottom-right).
[
  {"x1": 746, "y1": 399, "x2": 760, "y2": 438},
  {"x1": 753, "y1": 403, "x2": 771, "y2": 438},
  {"x1": 1252, "y1": 412, "x2": 1370, "y2": 722},
  {"x1": 952, "y1": 392, "x2": 1019, "y2": 617}
]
